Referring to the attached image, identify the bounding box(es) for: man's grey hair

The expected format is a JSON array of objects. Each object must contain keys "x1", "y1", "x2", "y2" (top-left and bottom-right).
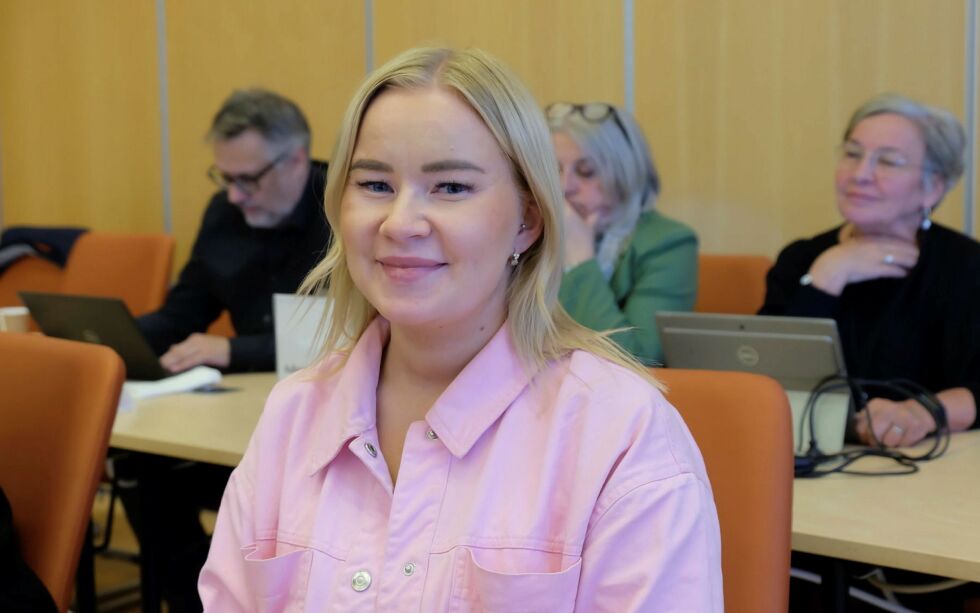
[
  {"x1": 208, "y1": 88, "x2": 310, "y2": 155},
  {"x1": 844, "y1": 93, "x2": 965, "y2": 194}
]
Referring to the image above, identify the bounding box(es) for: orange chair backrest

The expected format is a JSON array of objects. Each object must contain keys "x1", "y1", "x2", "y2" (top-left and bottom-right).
[
  {"x1": 0, "y1": 334, "x2": 124, "y2": 611},
  {"x1": 656, "y1": 368, "x2": 793, "y2": 613},
  {"x1": 61, "y1": 232, "x2": 174, "y2": 316},
  {"x1": 207, "y1": 310, "x2": 236, "y2": 337},
  {"x1": 0, "y1": 256, "x2": 64, "y2": 307},
  {"x1": 695, "y1": 254, "x2": 773, "y2": 314}
]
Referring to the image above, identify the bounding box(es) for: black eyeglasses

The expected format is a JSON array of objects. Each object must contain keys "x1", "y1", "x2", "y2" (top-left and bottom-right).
[
  {"x1": 545, "y1": 102, "x2": 632, "y2": 144},
  {"x1": 207, "y1": 153, "x2": 287, "y2": 196}
]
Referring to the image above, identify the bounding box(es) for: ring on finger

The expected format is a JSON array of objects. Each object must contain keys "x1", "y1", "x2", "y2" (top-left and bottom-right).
[
  {"x1": 883, "y1": 253, "x2": 895, "y2": 265},
  {"x1": 890, "y1": 423, "x2": 905, "y2": 436}
]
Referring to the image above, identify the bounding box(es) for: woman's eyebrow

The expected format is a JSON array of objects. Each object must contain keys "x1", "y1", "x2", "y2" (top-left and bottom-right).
[
  {"x1": 349, "y1": 159, "x2": 393, "y2": 172},
  {"x1": 420, "y1": 159, "x2": 485, "y2": 173}
]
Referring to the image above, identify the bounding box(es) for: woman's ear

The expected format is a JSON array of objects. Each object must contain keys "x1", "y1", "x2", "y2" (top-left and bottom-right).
[
  {"x1": 924, "y1": 173, "x2": 946, "y2": 210},
  {"x1": 515, "y1": 199, "x2": 544, "y2": 253}
]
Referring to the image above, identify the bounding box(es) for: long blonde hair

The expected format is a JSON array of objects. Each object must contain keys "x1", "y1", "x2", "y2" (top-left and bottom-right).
[{"x1": 300, "y1": 47, "x2": 659, "y2": 386}]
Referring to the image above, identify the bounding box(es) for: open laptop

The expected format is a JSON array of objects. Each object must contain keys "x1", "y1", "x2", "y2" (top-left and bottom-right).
[
  {"x1": 656, "y1": 311, "x2": 850, "y2": 454},
  {"x1": 19, "y1": 291, "x2": 169, "y2": 381}
]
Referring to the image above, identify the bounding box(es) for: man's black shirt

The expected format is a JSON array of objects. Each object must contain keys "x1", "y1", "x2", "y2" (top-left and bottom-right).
[{"x1": 138, "y1": 160, "x2": 331, "y2": 372}]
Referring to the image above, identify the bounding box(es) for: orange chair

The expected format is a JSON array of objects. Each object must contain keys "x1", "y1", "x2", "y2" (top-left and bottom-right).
[
  {"x1": 0, "y1": 256, "x2": 64, "y2": 307},
  {"x1": 0, "y1": 333, "x2": 124, "y2": 611},
  {"x1": 207, "y1": 310, "x2": 236, "y2": 337},
  {"x1": 61, "y1": 232, "x2": 175, "y2": 316},
  {"x1": 656, "y1": 368, "x2": 793, "y2": 613},
  {"x1": 694, "y1": 254, "x2": 773, "y2": 315}
]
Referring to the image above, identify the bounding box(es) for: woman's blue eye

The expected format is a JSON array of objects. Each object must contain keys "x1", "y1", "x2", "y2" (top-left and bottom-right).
[
  {"x1": 436, "y1": 182, "x2": 472, "y2": 195},
  {"x1": 357, "y1": 181, "x2": 392, "y2": 193}
]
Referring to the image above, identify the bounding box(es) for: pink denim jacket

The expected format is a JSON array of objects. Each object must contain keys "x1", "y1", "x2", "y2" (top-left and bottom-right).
[{"x1": 199, "y1": 319, "x2": 722, "y2": 611}]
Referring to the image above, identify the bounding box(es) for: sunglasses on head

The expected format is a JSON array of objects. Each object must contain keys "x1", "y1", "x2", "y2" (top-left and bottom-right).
[{"x1": 545, "y1": 102, "x2": 632, "y2": 144}]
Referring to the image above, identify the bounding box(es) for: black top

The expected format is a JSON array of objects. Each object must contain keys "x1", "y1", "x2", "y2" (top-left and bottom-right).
[
  {"x1": 759, "y1": 223, "x2": 980, "y2": 425},
  {"x1": 138, "y1": 160, "x2": 331, "y2": 372}
]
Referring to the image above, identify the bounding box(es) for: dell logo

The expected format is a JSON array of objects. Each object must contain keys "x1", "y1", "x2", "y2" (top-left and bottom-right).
[{"x1": 736, "y1": 344, "x2": 760, "y2": 367}]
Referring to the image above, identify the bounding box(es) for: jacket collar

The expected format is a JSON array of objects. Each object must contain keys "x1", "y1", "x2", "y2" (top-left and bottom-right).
[{"x1": 306, "y1": 317, "x2": 535, "y2": 474}]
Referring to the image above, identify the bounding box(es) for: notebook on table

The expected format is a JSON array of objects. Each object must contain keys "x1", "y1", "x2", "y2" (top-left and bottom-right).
[{"x1": 655, "y1": 311, "x2": 850, "y2": 454}]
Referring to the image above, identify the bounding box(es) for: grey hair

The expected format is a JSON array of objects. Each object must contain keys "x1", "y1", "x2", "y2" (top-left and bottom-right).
[
  {"x1": 547, "y1": 104, "x2": 660, "y2": 278},
  {"x1": 207, "y1": 88, "x2": 311, "y2": 155},
  {"x1": 844, "y1": 93, "x2": 965, "y2": 198}
]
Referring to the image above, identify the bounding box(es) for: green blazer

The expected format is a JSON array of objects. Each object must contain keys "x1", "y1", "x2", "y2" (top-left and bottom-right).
[{"x1": 559, "y1": 210, "x2": 698, "y2": 365}]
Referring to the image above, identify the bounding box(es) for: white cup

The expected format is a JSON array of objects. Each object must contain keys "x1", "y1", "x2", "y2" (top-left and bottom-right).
[{"x1": 0, "y1": 306, "x2": 30, "y2": 333}]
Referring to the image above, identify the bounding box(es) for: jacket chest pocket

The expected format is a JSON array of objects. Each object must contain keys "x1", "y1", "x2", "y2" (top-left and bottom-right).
[
  {"x1": 240, "y1": 540, "x2": 348, "y2": 613},
  {"x1": 450, "y1": 546, "x2": 582, "y2": 613}
]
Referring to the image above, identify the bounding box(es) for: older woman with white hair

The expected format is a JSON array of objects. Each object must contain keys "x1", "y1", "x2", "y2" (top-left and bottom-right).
[
  {"x1": 547, "y1": 102, "x2": 698, "y2": 365},
  {"x1": 760, "y1": 93, "x2": 980, "y2": 448}
]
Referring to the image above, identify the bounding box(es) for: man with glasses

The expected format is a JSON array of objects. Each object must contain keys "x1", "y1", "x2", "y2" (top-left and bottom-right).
[
  {"x1": 138, "y1": 88, "x2": 331, "y2": 373},
  {"x1": 123, "y1": 89, "x2": 330, "y2": 612}
]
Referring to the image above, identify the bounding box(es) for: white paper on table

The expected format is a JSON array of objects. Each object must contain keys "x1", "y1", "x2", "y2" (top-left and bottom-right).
[{"x1": 121, "y1": 365, "x2": 223, "y2": 403}]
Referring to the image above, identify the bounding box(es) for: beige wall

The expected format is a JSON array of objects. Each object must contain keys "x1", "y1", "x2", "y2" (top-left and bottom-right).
[
  {"x1": 374, "y1": 0, "x2": 624, "y2": 106},
  {"x1": 0, "y1": 0, "x2": 974, "y2": 269},
  {"x1": 637, "y1": 0, "x2": 968, "y2": 256},
  {"x1": 0, "y1": 0, "x2": 163, "y2": 232},
  {"x1": 165, "y1": 0, "x2": 364, "y2": 267}
]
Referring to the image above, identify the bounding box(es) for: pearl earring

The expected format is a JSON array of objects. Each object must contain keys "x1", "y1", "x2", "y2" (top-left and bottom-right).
[{"x1": 921, "y1": 207, "x2": 933, "y2": 230}]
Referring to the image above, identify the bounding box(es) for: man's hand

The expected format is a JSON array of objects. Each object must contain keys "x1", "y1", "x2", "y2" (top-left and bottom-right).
[
  {"x1": 160, "y1": 333, "x2": 231, "y2": 373},
  {"x1": 854, "y1": 397, "x2": 934, "y2": 448}
]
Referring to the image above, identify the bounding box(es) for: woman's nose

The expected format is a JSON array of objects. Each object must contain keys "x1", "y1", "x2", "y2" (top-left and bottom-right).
[
  {"x1": 560, "y1": 171, "x2": 578, "y2": 196},
  {"x1": 379, "y1": 191, "x2": 430, "y2": 239},
  {"x1": 852, "y1": 154, "x2": 876, "y2": 182}
]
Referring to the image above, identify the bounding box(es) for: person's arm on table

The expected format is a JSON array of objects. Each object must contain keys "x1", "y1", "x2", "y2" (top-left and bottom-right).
[{"x1": 854, "y1": 388, "x2": 977, "y2": 447}]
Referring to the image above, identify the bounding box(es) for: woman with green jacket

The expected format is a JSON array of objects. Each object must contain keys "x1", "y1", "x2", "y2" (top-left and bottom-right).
[{"x1": 547, "y1": 102, "x2": 698, "y2": 364}]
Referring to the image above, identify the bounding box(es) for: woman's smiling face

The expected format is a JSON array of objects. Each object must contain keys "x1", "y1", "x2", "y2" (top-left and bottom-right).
[{"x1": 341, "y1": 86, "x2": 541, "y2": 332}]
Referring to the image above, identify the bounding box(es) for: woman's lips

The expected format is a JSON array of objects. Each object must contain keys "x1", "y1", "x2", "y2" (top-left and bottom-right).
[
  {"x1": 844, "y1": 191, "x2": 879, "y2": 204},
  {"x1": 377, "y1": 256, "x2": 446, "y2": 282}
]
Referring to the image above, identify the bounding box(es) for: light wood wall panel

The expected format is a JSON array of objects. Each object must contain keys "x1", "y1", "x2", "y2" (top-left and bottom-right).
[
  {"x1": 373, "y1": 0, "x2": 623, "y2": 108},
  {"x1": 636, "y1": 0, "x2": 967, "y2": 256},
  {"x1": 0, "y1": 0, "x2": 162, "y2": 231},
  {"x1": 165, "y1": 0, "x2": 365, "y2": 268}
]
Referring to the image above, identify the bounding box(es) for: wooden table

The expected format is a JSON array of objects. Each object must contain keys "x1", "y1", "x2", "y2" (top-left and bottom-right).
[
  {"x1": 109, "y1": 372, "x2": 276, "y2": 613},
  {"x1": 112, "y1": 375, "x2": 980, "y2": 609},
  {"x1": 793, "y1": 429, "x2": 980, "y2": 583},
  {"x1": 111, "y1": 372, "x2": 276, "y2": 467}
]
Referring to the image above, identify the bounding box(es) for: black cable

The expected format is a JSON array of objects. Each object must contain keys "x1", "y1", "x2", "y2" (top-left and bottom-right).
[{"x1": 794, "y1": 375, "x2": 950, "y2": 478}]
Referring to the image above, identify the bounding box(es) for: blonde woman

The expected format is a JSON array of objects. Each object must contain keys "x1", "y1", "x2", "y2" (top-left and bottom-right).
[
  {"x1": 548, "y1": 102, "x2": 698, "y2": 365},
  {"x1": 199, "y1": 48, "x2": 721, "y2": 611}
]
